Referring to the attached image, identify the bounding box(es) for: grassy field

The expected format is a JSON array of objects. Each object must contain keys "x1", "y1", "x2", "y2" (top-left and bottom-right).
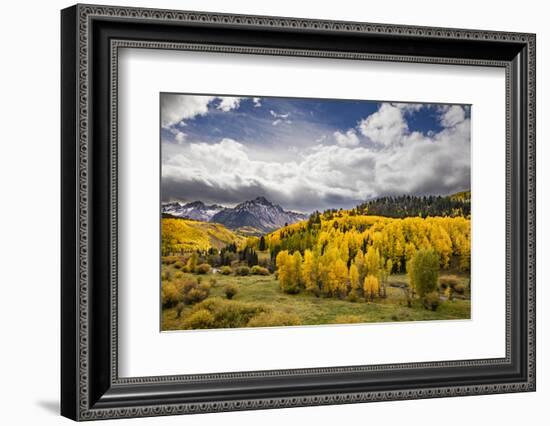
[{"x1": 161, "y1": 267, "x2": 470, "y2": 331}]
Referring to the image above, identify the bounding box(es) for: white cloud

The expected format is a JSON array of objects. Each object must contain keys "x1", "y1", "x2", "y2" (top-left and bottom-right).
[
  {"x1": 161, "y1": 94, "x2": 214, "y2": 128},
  {"x1": 270, "y1": 110, "x2": 290, "y2": 119},
  {"x1": 439, "y1": 105, "x2": 466, "y2": 128},
  {"x1": 174, "y1": 132, "x2": 186, "y2": 144},
  {"x1": 217, "y1": 96, "x2": 242, "y2": 112},
  {"x1": 358, "y1": 103, "x2": 408, "y2": 147},
  {"x1": 270, "y1": 110, "x2": 291, "y2": 126},
  {"x1": 334, "y1": 129, "x2": 360, "y2": 147},
  {"x1": 161, "y1": 95, "x2": 245, "y2": 129},
  {"x1": 162, "y1": 102, "x2": 471, "y2": 211},
  {"x1": 392, "y1": 103, "x2": 424, "y2": 113},
  {"x1": 252, "y1": 97, "x2": 262, "y2": 107}
]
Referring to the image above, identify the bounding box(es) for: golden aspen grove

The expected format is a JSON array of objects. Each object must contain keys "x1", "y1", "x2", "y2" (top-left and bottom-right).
[
  {"x1": 161, "y1": 196, "x2": 471, "y2": 331},
  {"x1": 270, "y1": 212, "x2": 470, "y2": 298}
]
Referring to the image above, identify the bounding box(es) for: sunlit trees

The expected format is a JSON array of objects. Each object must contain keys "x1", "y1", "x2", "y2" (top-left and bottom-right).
[
  {"x1": 276, "y1": 250, "x2": 292, "y2": 293},
  {"x1": 408, "y1": 249, "x2": 440, "y2": 297},
  {"x1": 185, "y1": 252, "x2": 198, "y2": 273},
  {"x1": 349, "y1": 263, "x2": 360, "y2": 294},
  {"x1": 330, "y1": 258, "x2": 349, "y2": 297},
  {"x1": 379, "y1": 258, "x2": 393, "y2": 298},
  {"x1": 302, "y1": 249, "x2": 319, "y2": 293},
  {"x1": 292, "y1": 251, "x2": 303, "y2": 290},
  {"x1": 430, "y1": 224, "x2": 453, "y2": 268},
  {"x1": 363, "y1": 275, "x2": 379, "y2": 302},
  {"x1": 276, "y1": 250, "x2": 302, "y2": 294},
  {"x1": 353, "y1": 249, "x2": 365, "y2": 283},
  {"x1": 268, "y1": 209, "x2": 470, "y2": 302},
  {"x1": 364, "y1": 246, "x2": 380, "y2": 278}
]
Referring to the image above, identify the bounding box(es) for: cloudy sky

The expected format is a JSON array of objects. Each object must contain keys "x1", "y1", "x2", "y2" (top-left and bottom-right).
[{"x1": 161, "y1": 93, "x2": 471, "y2": 213}]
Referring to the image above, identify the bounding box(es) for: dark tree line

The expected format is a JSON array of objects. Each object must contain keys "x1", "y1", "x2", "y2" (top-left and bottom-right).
[{"x1": 355, "y1": 194, "x2": 470, "y2": 218}]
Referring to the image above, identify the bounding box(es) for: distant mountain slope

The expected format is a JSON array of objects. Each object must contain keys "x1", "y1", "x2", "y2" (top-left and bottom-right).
[
  {"x1": 161, "y1": 217, "x2": 245, "y2": 255},
  {"x1": 211, "y1": 197, "x2": 307, "y2": 233},
  {"x1": 162, "y1": 201, "x2": 224, "y2": 222},
  {"x1": 355, "y1": 191, "x2": 471, "y2": 218}
]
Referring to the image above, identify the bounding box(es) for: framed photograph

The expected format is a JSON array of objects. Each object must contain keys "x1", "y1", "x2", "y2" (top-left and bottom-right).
[{"x1": 61, "y1": 4, "x2": 536, "y2": 421}]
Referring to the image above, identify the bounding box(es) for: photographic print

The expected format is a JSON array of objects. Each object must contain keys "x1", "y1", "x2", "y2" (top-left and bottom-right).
[{"x1": 160, "y1": 93, "x2": 471, "y2": 331}]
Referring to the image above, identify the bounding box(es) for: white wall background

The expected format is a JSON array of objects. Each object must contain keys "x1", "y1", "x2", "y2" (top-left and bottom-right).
[{"x1": 0, "y1": 0, "x2": 546, "y2": 424}]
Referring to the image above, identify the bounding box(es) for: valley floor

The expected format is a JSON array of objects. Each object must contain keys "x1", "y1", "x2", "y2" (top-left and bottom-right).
[{"x1": 161, "y1": 272, "x2": 471, "y2": 331}]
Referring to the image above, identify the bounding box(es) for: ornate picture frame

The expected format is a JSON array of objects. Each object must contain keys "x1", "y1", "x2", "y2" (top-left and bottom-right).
[{"x1": 61, "y1": 4, "x2": 535, "y2": 421}]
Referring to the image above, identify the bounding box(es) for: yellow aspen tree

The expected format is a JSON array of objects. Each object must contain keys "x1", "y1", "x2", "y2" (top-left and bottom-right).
[
  {"x1": 429, "y1": 224, "x2": 452, "y2": 268},
  {"x1": 363, "y1": 275, "x2": 379, "y2": 302},
  {"x1": 405, "y1": 242, "x2": 416, "y2": 264},
  {"x1": 364, "y1": 246, "x2": 380, "y2": 278},
  {"x1": 291, "y1": 251, "x2": 303, "y2": 291},
  {"x1": 319, "y1": 247, "x2": 339, "y2": 295},
  {"x1": 276, "y1": 250, "x2": 294, "y2": 293},
  {"x1": 186, "y1": 252, "x2": 198, "y2": 273},
  {"x1": 349, "y1": 263, "x2": 360, "y2": 293},
  {"x1": 301, "y1": 249, "x2": 316, "y2": 292},
  {"x1": 339, "y1": 236, "x2": 350, "y2": 264},
  {"x1": 332, "y1": 258, "x2": 349, "y2": 297},
  {"x1": 353, "y1": 249, "x2": 365, "y2": 282}
]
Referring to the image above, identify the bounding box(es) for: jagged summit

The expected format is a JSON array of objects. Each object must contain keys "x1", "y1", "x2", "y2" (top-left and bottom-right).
[{"x1": 162, "y1": 197, "x2": 307, "y2": 233}]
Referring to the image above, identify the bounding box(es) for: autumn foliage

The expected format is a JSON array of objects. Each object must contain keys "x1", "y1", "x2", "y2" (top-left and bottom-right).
[{"x1": 269, "y1": 212, "x2": 470, "y2": 301}]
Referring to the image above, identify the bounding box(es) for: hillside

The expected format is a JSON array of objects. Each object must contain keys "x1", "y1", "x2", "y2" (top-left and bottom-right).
[
  {"x1": 354, "y1": 191, "x2": 471, "y2": 218},
  {"x1": 161, "y1": 217, "x2": 245, "y2": 255},
  {"x1": 449, "y1": 190, "x2": 471, "y2": 202},
  {"x1": 268, "y1": 211, "x2": 471, "y2": 274}
]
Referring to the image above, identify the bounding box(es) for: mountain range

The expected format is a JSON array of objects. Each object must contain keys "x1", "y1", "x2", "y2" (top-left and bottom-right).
[
  {"x1": 162, "y1": 196, "x2": 307, "y2": 233},
  {"x1": 162, "y1": 200, "x2": 224, "y2": 222}
]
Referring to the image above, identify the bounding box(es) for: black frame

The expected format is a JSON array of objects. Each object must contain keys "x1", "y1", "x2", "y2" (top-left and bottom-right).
[{"x1": 61, "y1": 4, "x2": 536, "y2": 421}]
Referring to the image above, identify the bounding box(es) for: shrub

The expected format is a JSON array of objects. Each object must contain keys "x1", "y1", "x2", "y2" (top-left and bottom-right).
[
  {"x1": 334, "y1": 315, "x2": 362, "y2": 324},
  {"x1": 453, "y1": 283, "x2": 466, "y2": 295},
  {"x1": 175, "y1": 302, "x2": 185, "y2": 318},
  {"x1": 173, "y1": 271, "x2": 184, "y2": 280},
  {"x1": 247, "y1": 311, "x2": 301, "y2": 327},
  {"x1": 161, "y1": 281, "x2": 183, "y2": 308},
  {"x1": 235, "y1": 266, "x2": 251, "y2": 276},
  {"x1": 209, "y1": 278, "x2": 217, "y2": 287},
  {"x1": 181, "y1": 309, "x2": 215, "y2": 329},
  {"x1": 423, "y1": 291, "x2": 440, "y2": 311},
  {"x1": 440, "y1": 276, "x2": 460, "y2": 291},
  {"x1": 207, "y1": 254, "x2": 221, "y2": 267},
  {"x1": 251, "y1": 265, "x2": 270, "y2": 275},
  {"x1": 220, "y1": 266, "x2": 232, "y2": 275},
  {"x1": 346, "y1": 292, "x2": 359, "y2": 303},
  {"x1": 408, "y1": 249, "x2": 440, "y2": 297},
  {"x1": 183, "y1": 298, "x2": 269, "y2": 329},
  {"x1": 183, "y1": 287, "x2": 209, "y2": 305},
  {"x1": 170, "y1": 278, "x2": 210, "y2": 305},
  {"x1": 173, "y1": 261, "x2": 185, "y2": 270},
  {"x1": 161, "y1": 256, "x2": 179, "y2": 265},
  {"x1": 225, "y1": 284, "x2": 238, "y2": 300},
  {"x1": 390, "y1": 309, "x2": 412, "y2": 322},
  {"x1": 195, "y1": 263, "x2": 211, "y2": 275}
]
